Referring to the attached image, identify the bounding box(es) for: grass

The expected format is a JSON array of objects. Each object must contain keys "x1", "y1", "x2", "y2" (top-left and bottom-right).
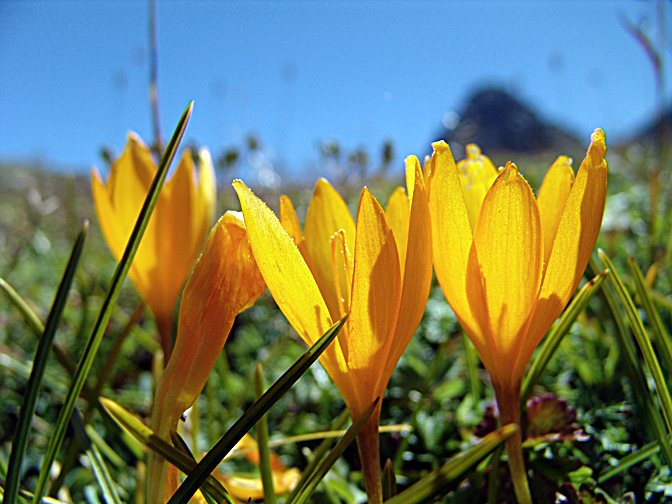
[{"x1": 2, "y1": 136, "x2": 672, "y2": 503}]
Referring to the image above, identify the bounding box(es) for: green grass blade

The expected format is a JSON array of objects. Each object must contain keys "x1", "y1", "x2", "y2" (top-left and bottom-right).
[
  {"x1": 384, "y1": 424, "x2": 517, "y2": 504},
  {"x1": 628, "y1": 257, "x2": 672, "y2": 378},
  {"x1": 282, "y1": 408, "x2": 351, "y2": 504},
  {"x1": 86, "y1": 444, "x2": 122, "y2": 504},
  {"x1": 100, "y1": 397, "x2": 233, "y2": 504},
  {"x1": 599, "y1": 250, "x2": 672, "y2": 434},
  {"x1": 291, "y1": 398, "x2": 379, "y2": 504},
  {"x1": 521, "y1": 271, "x2": 607, "y2": 405},
  {"x1": 3, "y1": 221, "x2": 88, "y2": 504},
  {"x1": 167, "y1": 315, "x2": 347, "y2": 504},
  {"x1": 0, "y1": 278, "x2": 96, "y2": 398},
  {"x1": 590, "y1": 256, "x2": 672, "y2": 467},
  {"x1": 0, "y1": 278, "x2": 45, "y2": 334},
  {"x1": 255, "y1": 363, "x2": 276, "y2": 504},
  {"x1": 382, "y1": 459, "x2": 397, "y2": 502},
  {"x1": 31, "y1": 102, "x2": 193, "y2": 504},
  {"x1": 597, "y1": 440, "x2": 660, "y2": 484}
]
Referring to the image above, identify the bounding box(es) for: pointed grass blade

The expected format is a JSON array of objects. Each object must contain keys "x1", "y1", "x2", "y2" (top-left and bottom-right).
[
  {"x1": 590, "y1": 255, "x2": 672, "y2": 467},
  {"x1": 599, "y1": 250, "x2": 672, "y2": 434},
  {"x1": 0, "y1": 277, "x2": 45, "y2": 335},
  {"x1": 384, "y1": 424, "x2": 517, "y2": 504},
  {"x1": 3, "y1": 221, "x2": 88, "y2": 504},
  {"x1": 86, "y1": 444, "x2": 122, "y2": 504},
  {"x1": 597, "y1": 440, "x2": 660, "y2": 484},
  {"x1": 254, "y1": 363, "x2": 276, "y2": 504},
  {"x1": 383, "y1": 459, "x2": 397, "y2": 502},
  {"x1": 31, "y1": 103, "x2": 193, "y2": 504},
  {"x1": 521, "y1": 271, "x2": 607, "y2": 405},
  {"x1": 282, "y1": 407, "x2": 351, "y2": 504},
  {"x1": 167, "y1": 315, "x2": 347, "y2": 504},
  {"x1": 100, "y1": 397, "x2": 234, "y2": 504},
  {"x1": 290, "y1": 398, "x2": 379, "y2": 504},
  {"x1": 628, "y1": 257, "x2": 672, "y2": 378}
]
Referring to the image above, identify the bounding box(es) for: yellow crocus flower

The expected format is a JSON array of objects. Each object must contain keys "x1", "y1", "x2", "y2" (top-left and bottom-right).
[
  {"x1": 147, "y1": 211, "x2": 266, "y2": 504},
  {"x1": 91, "y1": 133, "x2": 216, "y2": 360},
  {"x1": 233, "y1": 157, "x2": 432, "y2": 504},
  {"x1": 428, "y1": 129, "x2": 608, "y2": 504}
]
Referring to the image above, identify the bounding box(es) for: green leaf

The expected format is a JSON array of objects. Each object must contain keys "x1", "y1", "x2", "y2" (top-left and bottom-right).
[
  {"x1": 0, "y1": 277, "x2": 45, "y2": 335},
  {"x1": 521, "y1": 271, "x2": 607, "y2": 405},
  {"x1": 589, "y1": 256, "x2": 672, "y2": 468},
  {"x1": 384, "y1": 424, "x2": 517, "y2": 504},
  {"x1": 100, "y1": 397, "x2": 233, "y2": 504},
  {"x1": 290, "y1": 398, "x2": 379, "y2": 504},
  {"x1": 282, "y1": 408, "x2": 351, "y2": 504},
  {"x1": 597, "y1": 440, "x2": 660, "y2": 483},
  {"x1": 382, "y1": 459, "x2": 397, "y2": 502},
  {"x1": 31, "y1": 102, "x2": 193, "y2": 504},
  {"x1": 627, "y1": 257, "x2": 672, "y2": 380},
  {"x1": 599, "y1": 250, "x2": 672, "y2": 435},
  {"x1": 255, "y1": 362, "x2": 276, "y2": 504},
  {"x1": 86, "y1": 444, "x2": 122, "y2": 504},
  {"x1": 3, "y1": 221, "x2": 88, "y2": 504},
  {"x1": 167, "y1": 315, "x2": 347, "y2": 504}
]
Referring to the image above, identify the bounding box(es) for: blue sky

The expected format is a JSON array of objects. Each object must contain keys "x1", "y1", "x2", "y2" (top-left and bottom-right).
[{"x1": 0, "y1": 0, "x2": 670, "y2": 180}]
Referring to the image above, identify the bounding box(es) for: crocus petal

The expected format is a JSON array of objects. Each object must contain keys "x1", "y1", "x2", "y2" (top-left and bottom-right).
[
  {"x1": 196, "y1": 148, "x2": 218, "y2": 242},
  {"x1": 536, "y1": 156, "x2": 574, "y2": 269},
  {"x1": 151, "y1": 149, "x2": 200, "y2": 320},
  {"x1": 234, "y1": 180, "x2": 333, "y2": 345},
  {"x1": 91, "y1": 168, "x2": 127, "y2": 261},
  {"x1": 428, "y1": 141, "x2": 494, "y2": 372},
  {"x1": 382, "y1": 158, "x2": 433, "y2": 387},
  {"x1": 109, "y1": 133, "x2": 156, "y2": 229},
  {"x1": 457, "y1": 144, "x2": 498, "y2": 230},
  {"x1": 233, "y1": 180, "x2": 355, "y2": 405},
  {"x1": 279, "y1": 195, "x2": 316, "y2": 273},
  {"x1": 92, "y1": 134, "x2": 216, "y2": 331},
  {"x1": 520, "y1": 129, "x2": 608, "y2": 378},
  {"x1": 304, "y1": 179, "x2": 356, "y2": 321},
  {"x1": 148, "y1": 211, "x2": 265, "y2": 504},
  {"x1": 346, "y1": 188, "x2": 402, "y2": 415},
  {"x1": 472, "y1": 162, "x2": 543, "y2": 386},
  {"x1": 384, "y1": 186, "x2": 410, "y2": 275}
]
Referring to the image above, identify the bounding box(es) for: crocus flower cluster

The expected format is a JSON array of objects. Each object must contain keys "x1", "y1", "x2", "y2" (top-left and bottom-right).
[{"x1": 93, "y1": 129, "x2": 607, "y2": 504}]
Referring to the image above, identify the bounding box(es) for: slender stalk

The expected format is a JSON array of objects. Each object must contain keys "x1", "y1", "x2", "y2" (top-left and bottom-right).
[
  {"x1": 494, "y1": 382, "x2": 532, "y2": 504},
  {"x1": 156, "y1": 314, "x2": 173, "y2": 364},
  {"x1": 355, "y1": 401, "x2": 383, "y2": 504},
  {"x1": 148, "y1": 0, "x2": 163, "y2": 155}
]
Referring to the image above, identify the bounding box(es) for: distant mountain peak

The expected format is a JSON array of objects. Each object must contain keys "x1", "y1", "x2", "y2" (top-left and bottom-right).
[{"x1": 439, "y1": 87, "x2": 583, "y2": 157}]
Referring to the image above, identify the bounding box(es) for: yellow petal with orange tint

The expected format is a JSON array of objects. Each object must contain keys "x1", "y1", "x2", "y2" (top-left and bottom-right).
[
  {"x1": 384, "y1": 186, "x2": 410, "y2": 274},
  {"x1": 91, "y1": 168, "x2": 126, "y2": 260},
  {"x1": 346, "y1": 188, "x2": 401, "y2": 414},
  {"x1": 536, "y1": 156, "x2": 574, "y2": 268},
  {"x1": 196, "y1": 148, "x2": 217, "y2": 241},
  {"x1": 473, "y1": 163, "x2": 543, "y2": 390},
  {"x1": 520, "y1": 129, "x2": 608, "y2": 378},
  {"x1": 148, "y1": 211, "x2": 263, "y2": 504},
  {"x1": 382, "y1": 158, "x2": 433, "y2": 387},
  {"x1": 304, "y1": 179, "x2": 356, "y2": 321},
  {"x1": 457, "y1": 144, "x2": 498, "y2": 230},
  {"x1": 428, "y1": 141, "x2": 492, "y2": 370},
  {"x1": 234, "y1": 180, "x2": 333, "y2": 347},
  {"x1": 279, "y1": 195, "x2": 315, "y2": 272},
  {"x1": 109, "y1": 133, "x2": 155, "y2": 228}
]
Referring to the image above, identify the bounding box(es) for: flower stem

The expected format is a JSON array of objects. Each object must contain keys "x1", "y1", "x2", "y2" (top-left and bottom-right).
[
  {"x1": 156, "y1": 315, "x2": 174, "y2": 364},
  {"x1": 355, "y1": 402, "x2": 383, "y2": 504},
  {"x1": 495, "y1": 383, "x2": 532, "y2": 504}
]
